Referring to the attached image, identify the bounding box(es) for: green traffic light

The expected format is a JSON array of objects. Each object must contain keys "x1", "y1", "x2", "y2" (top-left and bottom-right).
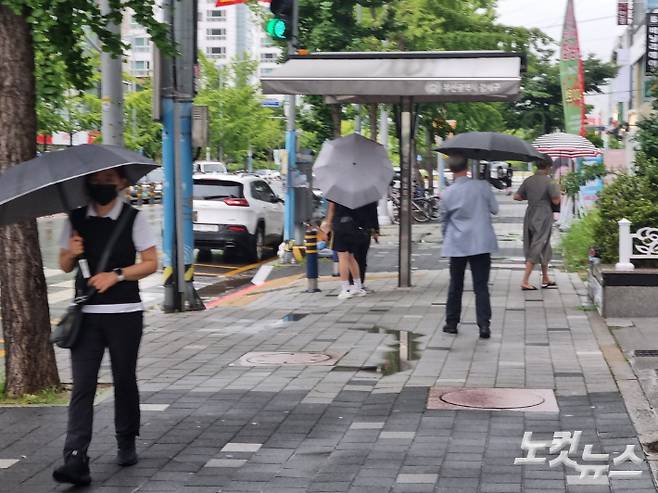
[{"x1": 266, "y1": 17, "x2": 288, "y2": 40}]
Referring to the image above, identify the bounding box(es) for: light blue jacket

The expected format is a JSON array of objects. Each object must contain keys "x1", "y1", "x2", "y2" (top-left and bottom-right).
[{"x1": 441, "y1": 176, "x2": 499, "y2": 257}]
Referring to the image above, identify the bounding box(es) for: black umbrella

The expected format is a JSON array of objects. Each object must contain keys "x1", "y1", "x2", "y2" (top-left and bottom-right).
[
  {"x1": 0, "y1": 144, "x2": 158, "y2": 226},
  {"x1": 436, "y1": 132, "x2": 548, "y2": 162}
]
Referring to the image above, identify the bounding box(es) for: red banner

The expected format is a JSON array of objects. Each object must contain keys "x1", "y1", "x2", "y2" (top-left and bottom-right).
[
  {"x1": 215, "y1": 0, "x2": 270, "y2": 5},
  {"x1": 618, "y1": 1, "x2": 630, "y2": 25}
]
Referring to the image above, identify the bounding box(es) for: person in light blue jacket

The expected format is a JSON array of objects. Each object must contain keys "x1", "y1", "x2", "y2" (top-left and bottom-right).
[{"x1": 440, "y1": 155, "x2": 499, "y2": 339}]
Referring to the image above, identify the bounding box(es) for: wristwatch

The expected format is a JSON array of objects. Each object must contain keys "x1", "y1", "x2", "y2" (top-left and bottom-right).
[{"x1": 113, "y1": 268, "x2": 125, "y2": 282}]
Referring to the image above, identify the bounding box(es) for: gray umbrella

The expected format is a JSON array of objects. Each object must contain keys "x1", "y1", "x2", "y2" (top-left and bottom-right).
[
  {"x1": 313, "y1": 134, "x2": 394, "y2": 210},
  {"x1": 0, "y1": 144, "x2": 158, "y2": 226},
  {"x1": 436, "y1": 132, "x2": 548, "y2": 162}
]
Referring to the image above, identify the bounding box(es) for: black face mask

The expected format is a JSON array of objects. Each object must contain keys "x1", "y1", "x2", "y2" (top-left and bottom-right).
[{"x1": 87, "y1": 183, "x2": 118, "y2": 205}]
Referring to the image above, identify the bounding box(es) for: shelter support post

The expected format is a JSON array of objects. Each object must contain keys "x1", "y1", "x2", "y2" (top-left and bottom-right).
[{"x1": 398, "y1": 97, "x2": 413, "y2": 288}]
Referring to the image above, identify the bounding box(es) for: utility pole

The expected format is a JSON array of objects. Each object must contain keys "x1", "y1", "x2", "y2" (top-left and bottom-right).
[
  {"x1": 100, "y1": 0, "x2": 123, "y2": 146},
  {"x1": 354, "y1": 3, "x2": 362, "y2": 135},
  {"x1": 160, "y1": 0, "x2": 204, "y2": 312}
]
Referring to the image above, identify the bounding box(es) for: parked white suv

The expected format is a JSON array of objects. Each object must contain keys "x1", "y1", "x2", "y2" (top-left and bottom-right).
[{"x1": 192, "y1": 174, "x2": 284, "y2": 261}]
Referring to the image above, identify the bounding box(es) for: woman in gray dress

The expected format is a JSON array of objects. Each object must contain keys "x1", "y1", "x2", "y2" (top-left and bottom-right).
[{"x1": 514, "y1": 159, "x2": 561, "y2": 290}]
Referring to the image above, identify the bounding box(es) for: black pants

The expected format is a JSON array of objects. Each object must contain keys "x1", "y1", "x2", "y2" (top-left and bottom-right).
[
  {"x1": 64, "y1": 311, "x2": 143, "y2": 456},
  {"x1": 446, "y1": 253, "x2": 492, "y2": 329},
  {"x1": 349, "y1": 231, "x2": 371, "y2": 284}
]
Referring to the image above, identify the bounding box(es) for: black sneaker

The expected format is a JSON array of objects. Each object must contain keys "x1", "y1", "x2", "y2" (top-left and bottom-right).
[
  {"x1": 479, "y1": 326, "x2": 491, "y2": 339},
  {"x1": 117, "y1": 447, "x2": 138, "y2": 467},
  {"x1": 53, "y1": 450, "x2": 91, "y2": 486},
  {"x1": 442, "y1": 324, "x2": 458, "y2": 334}
]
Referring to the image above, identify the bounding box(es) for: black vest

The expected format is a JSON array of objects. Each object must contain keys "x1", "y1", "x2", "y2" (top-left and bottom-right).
[{"x1": 71, "y1": 203, "x2": 141, "y2": 305}]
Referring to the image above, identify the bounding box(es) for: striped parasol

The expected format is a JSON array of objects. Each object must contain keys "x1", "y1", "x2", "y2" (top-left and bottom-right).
[{"x1": 533, "y1": 132, "x2": 600, "y2": 159}]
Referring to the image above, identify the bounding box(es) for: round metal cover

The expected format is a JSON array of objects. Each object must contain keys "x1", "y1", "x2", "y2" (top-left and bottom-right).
[
  {"x1": 244, "y1": 352, "x2": 333, "y2": 365},
  {"x1": 440, "y1": 388, "x2": 545, "y2": 410}
]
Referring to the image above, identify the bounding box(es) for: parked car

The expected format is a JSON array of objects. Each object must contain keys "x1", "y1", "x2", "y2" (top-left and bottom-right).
[
  {"x1": 125, "y1": 167, "x2": 164, "y2": 204},
  {"x1": 192, "y1": 174, "x2": 284, "y2": 261},
  {"x1": 194, "y1": 160, "x2": 228, "y2": 174}
]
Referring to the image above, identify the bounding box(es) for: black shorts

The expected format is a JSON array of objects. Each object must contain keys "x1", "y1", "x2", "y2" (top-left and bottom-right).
[{"x1": 332, "y1": 219, "x2": 368, "y2": 253}]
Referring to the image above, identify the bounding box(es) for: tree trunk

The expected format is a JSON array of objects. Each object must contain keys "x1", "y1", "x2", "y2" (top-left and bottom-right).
[
  {"x1": 424, "y1": 125, "x2": 434, "y2": 194},
  {"x1": 330, "y1": 105, "x2": 342, "y2": 138},
  {"x1": 0, "y1": 6, "x2": 60, "y2": 396},
  {"x1": 368, "y1": 104, "x2": 378, "y2": 141}
]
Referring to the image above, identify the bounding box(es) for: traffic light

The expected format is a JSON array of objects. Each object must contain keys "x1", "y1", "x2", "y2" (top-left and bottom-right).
[{"x1": 266, "y1": 0, "x2": 293, "y2": 40}]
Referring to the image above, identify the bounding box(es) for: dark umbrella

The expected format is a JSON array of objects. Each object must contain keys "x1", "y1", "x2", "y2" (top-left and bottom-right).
[
  {"x1": 436, "y1": 132, "x2": 548, "y2": 162},
  {"x1": 0, "y1": 144, "x2": 158, "y2": 226}
]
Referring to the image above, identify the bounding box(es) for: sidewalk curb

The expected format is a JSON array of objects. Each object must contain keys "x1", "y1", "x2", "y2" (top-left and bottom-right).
[{"x1": 589, "y1": 311, "x2": 658, "y2": 486}]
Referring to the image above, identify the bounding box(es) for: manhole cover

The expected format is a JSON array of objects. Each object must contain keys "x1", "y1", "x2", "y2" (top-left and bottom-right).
[
  {"x1": 438, "y1": 388, "x2": 546, "y2": 410},
  {"x1": 237, "y1": 351, "x2": 342, "y2": 367}
]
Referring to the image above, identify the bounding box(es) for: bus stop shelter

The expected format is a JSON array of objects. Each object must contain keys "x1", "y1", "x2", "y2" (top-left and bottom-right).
[{"x1": 261, "y1": 51, "x2": 524, "y2": 287}]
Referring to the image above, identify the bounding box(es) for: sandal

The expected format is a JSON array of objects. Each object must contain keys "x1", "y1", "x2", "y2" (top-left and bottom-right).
[
  {"x1": 521, "y1": 285, "x2": 538, "y2": 291},
  {"x1": 541, "y1": 281, "x2": 557, "y2": 289}
]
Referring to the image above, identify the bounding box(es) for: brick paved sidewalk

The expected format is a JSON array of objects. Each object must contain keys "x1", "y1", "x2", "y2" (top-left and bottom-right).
[{"x1": 1, "y1": 195, "x2": 656, "y2": 492}]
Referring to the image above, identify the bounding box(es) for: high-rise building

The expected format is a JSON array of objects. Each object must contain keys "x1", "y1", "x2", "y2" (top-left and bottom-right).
[{"x1": 122, "y1": 2, "x2": 282, "y2": 80}]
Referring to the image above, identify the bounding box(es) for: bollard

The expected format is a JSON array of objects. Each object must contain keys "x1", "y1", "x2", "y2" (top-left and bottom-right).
[
  {"x1": 305, "y1": 229, "x2": 321, "y2": 292},
  {"x1": 615, "y1": 218, "x2": 635, "y2": 271},
  {"x1": 331, "y1": 250, "x2": 340, "y2": 277}
]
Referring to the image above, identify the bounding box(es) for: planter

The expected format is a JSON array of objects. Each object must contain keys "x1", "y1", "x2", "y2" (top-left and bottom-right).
[{"x1": 589, "y1": 263, "x2": 658, "y2": 318}]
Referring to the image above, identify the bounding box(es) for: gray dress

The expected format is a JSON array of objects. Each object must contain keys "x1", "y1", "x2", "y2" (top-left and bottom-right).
[{"x1": 516, "y1": 174, "x2": 561, "y2": 265}]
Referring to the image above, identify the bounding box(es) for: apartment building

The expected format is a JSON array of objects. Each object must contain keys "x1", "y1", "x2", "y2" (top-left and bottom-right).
[{"x1": 122, "y1": 1, "x2": 281, "y2": 80}]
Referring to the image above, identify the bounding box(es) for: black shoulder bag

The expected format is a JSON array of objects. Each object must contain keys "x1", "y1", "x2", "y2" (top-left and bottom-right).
[{"x1": 50, "y1": 205, "x2": 136, "y2": 349}]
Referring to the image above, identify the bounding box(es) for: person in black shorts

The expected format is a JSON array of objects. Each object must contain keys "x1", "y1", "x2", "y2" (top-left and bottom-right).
[
  {"x1": 321, "y1": 201, "x2": 366, "y2": 299},
  {"x1": 349, "y1": 201, "x2": 379, "y2": 290}
]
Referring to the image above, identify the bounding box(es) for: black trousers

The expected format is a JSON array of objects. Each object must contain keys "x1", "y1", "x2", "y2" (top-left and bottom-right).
[
  {"x1": 349, "y1": 231, "x2": 371, "y2": 284},
  {"x1": 446, "y1": 253, "x2": 492, "y2": 329},
  {"x1": 64, "y1": 311, "x2": 143, "y2": 456}
]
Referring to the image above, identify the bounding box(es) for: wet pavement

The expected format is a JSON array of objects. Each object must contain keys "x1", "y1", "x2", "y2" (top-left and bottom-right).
[{"x1": 0, "y1": 191, "x2": 656, "y2": 492}]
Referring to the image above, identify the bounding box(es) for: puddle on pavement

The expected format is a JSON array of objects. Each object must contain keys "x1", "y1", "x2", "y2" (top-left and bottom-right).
[
  {"x1": 334, "y1": 326, "x2": 423, "y2": 376},
  {"x1": 282, "y1": 313, "x2": 308, "y2": 322}
]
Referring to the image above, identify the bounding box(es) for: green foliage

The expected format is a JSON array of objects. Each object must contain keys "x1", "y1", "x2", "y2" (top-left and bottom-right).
[
  {"x1": 585, "y1": 131, "x2": 604, "y2": 148},
  {"x1": 2, "y1": 0, "x2": 172, "y2": 95},
  {"x1": 124, "y1": 84, "x2": 163, "y2": 160},
  {"x1": 195, "y1": 54, "x2": 284, "y2": 164},
  {"x1": 634, "y1": 74, "x2": 658, "y2": 185},
  {"x1": 561, "y1": 161, "x2": 606, "y2": 197},
  {"x1": 594, "y1": 174, "x2": 658, "y2": 264},
  {"x1": 560, "y1": 210, "x2": 600, "y2": 272},
  {"x1": 504, "y1": 53, "x2": 616, "y2": 138}
]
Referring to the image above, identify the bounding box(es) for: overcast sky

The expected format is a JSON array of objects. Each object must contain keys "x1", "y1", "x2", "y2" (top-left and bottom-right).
[{"x1": 495, "y1": 0, "x2": 625, "y2": 61}]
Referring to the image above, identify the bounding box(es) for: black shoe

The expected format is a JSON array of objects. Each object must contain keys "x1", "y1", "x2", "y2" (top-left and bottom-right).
[
  {"x1": 53, "y1": 450, "x2": 91, "y2": 486},
  {"x1": 479, "y1": 326, "x2": 491, "y2": 339},
  {"x1": 442, "y1": 324, "x2": 458, "y2": 334},
  {"x1": 117, "y1": 447, "x2": 138, "y2": 467}
]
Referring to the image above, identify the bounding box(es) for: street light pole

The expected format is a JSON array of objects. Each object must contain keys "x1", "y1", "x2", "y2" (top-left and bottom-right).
[
  {"x1": 100, "y1": 0, "x2": 123, "y2": 146},
  {"x1": 283, "y1": 0, "x2": 298, "y2": 245}
]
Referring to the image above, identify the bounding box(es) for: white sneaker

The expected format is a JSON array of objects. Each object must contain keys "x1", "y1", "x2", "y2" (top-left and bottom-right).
[
  {"x1": 337, "y1": 289, "x2": 353, "y2": 300},
  {"x1": 349, "y1": 288, "x2": 367, "y2": 297}
]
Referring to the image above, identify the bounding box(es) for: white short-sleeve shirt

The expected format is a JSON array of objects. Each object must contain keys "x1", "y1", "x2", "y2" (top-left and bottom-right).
[{"x1": 59, "y1": 199, "x2": 157, "y2": 314}]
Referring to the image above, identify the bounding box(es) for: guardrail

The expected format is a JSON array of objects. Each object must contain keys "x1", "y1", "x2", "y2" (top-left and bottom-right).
[{"x1": 615, "y1": 218, "x2": 658, "y2": 271}]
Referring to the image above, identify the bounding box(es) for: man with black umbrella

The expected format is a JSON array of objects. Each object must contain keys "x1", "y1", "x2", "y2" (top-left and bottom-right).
[{"x1": 440, "y1": 155, "x2": 498, "y2": 339}]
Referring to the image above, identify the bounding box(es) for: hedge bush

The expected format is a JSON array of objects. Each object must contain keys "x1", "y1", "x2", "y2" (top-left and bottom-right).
[
  {"x1": 593, "y1": 173, "x2": 658, "y2": 265},
  {"x1": 560, "y1": 210, "x2": 600, "y2": 272}
]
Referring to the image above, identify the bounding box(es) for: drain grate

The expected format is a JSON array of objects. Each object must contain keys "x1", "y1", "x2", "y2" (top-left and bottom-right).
[{"x1": 635, "y1": 350, "x2": 658, "y2": 357}]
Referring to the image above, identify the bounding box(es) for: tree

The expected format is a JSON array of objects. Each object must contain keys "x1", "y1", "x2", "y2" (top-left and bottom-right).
[
  {"x1": 124, "y1": 84, "x2": 163, "y2": 160},
  {"x1": 0, "y1": 0, "x2": 169, "y2": 397},
  {"x1": 195, "y1": 54, "x2": 283, "y2": 165},
  {"x1": 504, "y1": 52, "x2": 617, "y2": 138}
]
